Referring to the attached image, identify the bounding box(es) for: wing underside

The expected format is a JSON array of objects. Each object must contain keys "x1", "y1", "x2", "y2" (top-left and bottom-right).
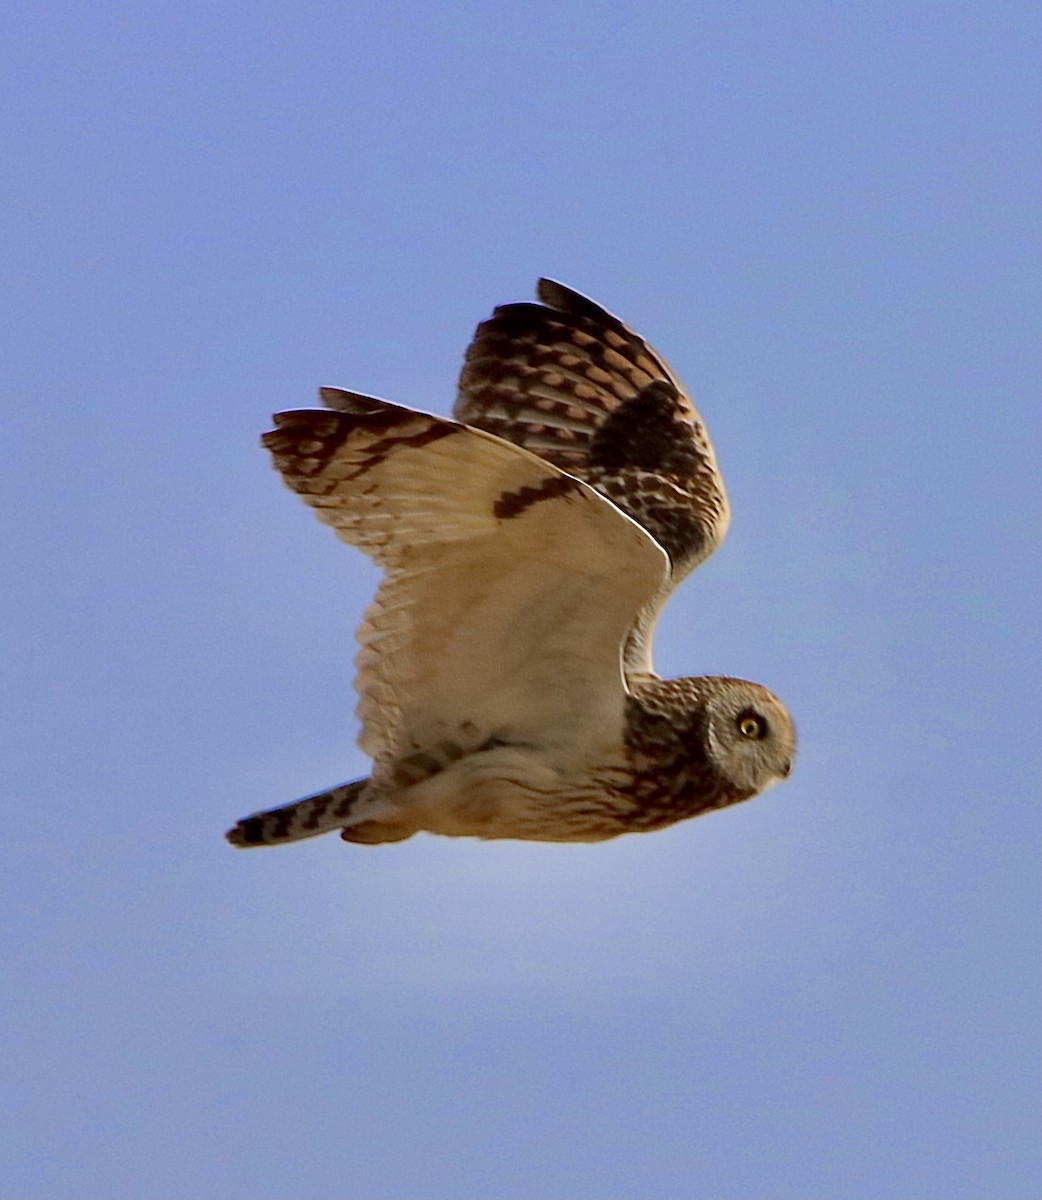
[{"x1": 263, "y1": 391, "x2": 668, "y2": 779}]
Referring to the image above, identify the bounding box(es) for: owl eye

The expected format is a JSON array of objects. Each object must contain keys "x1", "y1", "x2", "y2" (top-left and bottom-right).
[{"x1": 737, "y1": 711, "x2": 768, "y2": 740}]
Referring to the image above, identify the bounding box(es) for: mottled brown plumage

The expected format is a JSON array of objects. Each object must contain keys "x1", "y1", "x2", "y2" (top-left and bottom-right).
[
  {"x1": 456, "y1": 279, "x2": 730, "y2": 675},
  {"x1": 226, "y1": 280, "x2": 794, "y2": 850}
]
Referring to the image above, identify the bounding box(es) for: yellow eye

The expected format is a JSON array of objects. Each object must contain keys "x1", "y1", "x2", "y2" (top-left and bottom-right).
[{"x1": 738, "y1": 713, "x2": 766, "y2": 740}]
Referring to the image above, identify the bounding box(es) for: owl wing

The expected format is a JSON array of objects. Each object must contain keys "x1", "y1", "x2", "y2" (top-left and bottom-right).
[
  {"x1": 264, "y1": 390, "x2": 669, "y2": 782},
  {"x1": 454, "y1": 279, "x2": 730, "y2": 677}
]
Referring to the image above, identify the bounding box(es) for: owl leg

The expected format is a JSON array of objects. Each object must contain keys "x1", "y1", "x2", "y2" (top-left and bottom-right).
[{"x1": 340, "y1": 821, "x2": 415, "y2": 844}]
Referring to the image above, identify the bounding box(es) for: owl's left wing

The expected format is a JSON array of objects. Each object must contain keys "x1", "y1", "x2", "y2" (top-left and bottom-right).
[
  {"x1": 265, "y1": 391, "x2": 669, "y2": 783},
  {"x1": 454, "y1": 279, "x2": 730, "y2": 677}
]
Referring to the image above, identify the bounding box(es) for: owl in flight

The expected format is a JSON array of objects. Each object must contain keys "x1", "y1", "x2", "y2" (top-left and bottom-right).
[{"x1": 227, "y1": 280, "x2": 795, "y2": 848}]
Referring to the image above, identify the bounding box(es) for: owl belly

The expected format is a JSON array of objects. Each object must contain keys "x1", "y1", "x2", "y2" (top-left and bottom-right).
[{"x1": 394, "y1": 744, "x2": 632, "y2": 842}]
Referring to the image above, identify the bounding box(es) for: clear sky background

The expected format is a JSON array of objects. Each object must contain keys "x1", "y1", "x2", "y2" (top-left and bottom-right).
[{"x1": 3, "y1": 3, "x2": 1039, "y2": 1198}]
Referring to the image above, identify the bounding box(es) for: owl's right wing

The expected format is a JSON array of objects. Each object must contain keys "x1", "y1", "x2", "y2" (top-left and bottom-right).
[
  {"x1": 454, "y1": 279, "x2": 730, "y2": 677},
  {"x1": 263, "y1": 391, "x2": 669, "y2": 783}
]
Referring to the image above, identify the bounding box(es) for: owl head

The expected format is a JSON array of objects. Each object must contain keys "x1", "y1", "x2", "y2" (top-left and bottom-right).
[{"x1": 698, "y1": 677, "x2": 796, "y2": 799}]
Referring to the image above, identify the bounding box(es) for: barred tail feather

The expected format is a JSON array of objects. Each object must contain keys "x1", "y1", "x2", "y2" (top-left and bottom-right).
[{"x1": 226, "y1": 779, "x2": 367, "y2": 848}]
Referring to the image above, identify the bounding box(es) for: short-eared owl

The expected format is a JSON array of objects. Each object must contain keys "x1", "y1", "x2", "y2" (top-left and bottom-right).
[{"x1": 227, "y1": 280, "x2": 794, "y2": 848}]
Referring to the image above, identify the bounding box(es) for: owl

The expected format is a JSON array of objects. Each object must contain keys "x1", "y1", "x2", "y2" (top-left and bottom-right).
[{"x1": 227, "y1": 279, "x2": 794, "y2": 848}]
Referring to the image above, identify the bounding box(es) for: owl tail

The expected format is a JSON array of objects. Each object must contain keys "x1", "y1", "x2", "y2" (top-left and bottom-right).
[{"x1": 225, "y1": 779, "x2": 367, "y2": 848}]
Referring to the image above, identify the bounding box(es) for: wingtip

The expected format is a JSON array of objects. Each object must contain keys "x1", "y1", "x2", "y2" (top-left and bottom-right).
[
  {"x1": 536, "y1": 276, "x2": 573, "y2": 308},
  {"x1": 535, "y1": 278, "x2": 620, "y2": 326},
  {"x1": 319, "y1": 386, "x2": 390, "y2": 414}
]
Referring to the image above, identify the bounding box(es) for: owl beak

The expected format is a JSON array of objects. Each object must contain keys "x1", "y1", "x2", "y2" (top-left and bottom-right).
[{"x1": 780, "y1": 758, "x2": 793, "y2": 779}]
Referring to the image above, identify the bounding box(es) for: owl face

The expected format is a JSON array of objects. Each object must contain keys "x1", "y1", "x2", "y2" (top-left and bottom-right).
[{"x1": 700, "y1": 678, "x2": 796, "y2": 798}]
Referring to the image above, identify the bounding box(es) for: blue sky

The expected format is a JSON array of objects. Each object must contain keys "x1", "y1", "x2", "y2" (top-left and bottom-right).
[{"x1": 3, "y1": 3, "x2": 1039, "y2": 1197}]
